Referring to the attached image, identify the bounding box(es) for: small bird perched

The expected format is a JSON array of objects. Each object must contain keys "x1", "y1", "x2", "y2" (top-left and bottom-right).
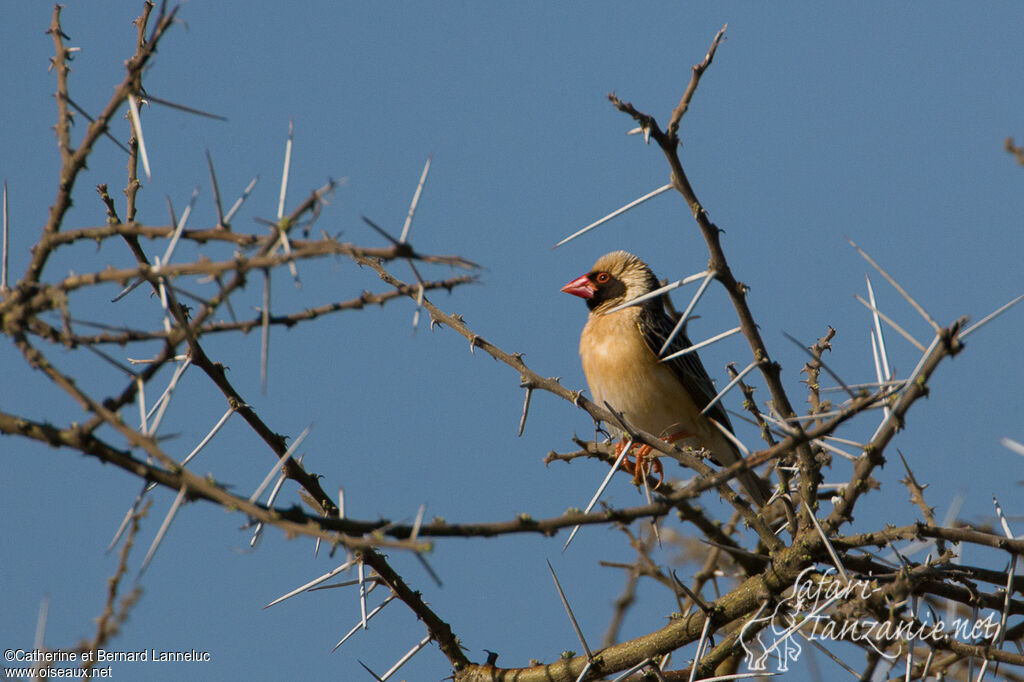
[{"x1": 562, "y1": 250, "x2": 769, "y2": 506}]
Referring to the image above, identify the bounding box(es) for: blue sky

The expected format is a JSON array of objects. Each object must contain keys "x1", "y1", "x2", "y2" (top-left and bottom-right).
[{"x1": 2, "y1": 3, "x2": 1022, "y2": 681}]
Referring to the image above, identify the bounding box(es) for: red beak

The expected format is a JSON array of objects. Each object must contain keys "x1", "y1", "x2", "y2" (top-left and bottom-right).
[{"x1": 561, "y1": 273, "x2": 595, "y2": 299}]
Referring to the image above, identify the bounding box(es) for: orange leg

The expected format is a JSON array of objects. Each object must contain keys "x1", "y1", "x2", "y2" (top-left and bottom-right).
[
  {"x1": 614, "y1": 428, "x2": 693, "y2": 489},
  {"x1": 615, "y1": 442, "x2": 664, "y2": 487}
]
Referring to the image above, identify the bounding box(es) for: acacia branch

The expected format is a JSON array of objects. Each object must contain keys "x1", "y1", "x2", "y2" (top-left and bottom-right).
[
  {"x1": 28, "y1": 2, "x2": 179, "y2": 285},
  {"x1": 824, "y1": 321, "x2": 964, "y2": 533},
  {"x1": 359, "y1": 255, "x2": 786, "y2": 548},
  {"x1": 61, "y1": 275, "x2": 475, "y2": 346},
  {"x1": 607, "y1": 26, "x2": 820, "y2": 524},
  {"x1": 665, "y1": 23, "x2": 728, "y2": 139},
  {"x1": 2, "y1": 338, "x2": 413, "y2": 551}
]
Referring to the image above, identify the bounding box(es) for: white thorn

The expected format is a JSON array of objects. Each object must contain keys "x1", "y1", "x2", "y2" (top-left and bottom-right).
[
  {"x1": 127, "y1": 94, "x2": 151, "y2": 180},
  {"x1": 554, "y1": 184, "x2": 672, "y2": 248}
]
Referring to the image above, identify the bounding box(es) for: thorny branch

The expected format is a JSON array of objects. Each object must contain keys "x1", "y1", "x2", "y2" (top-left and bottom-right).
[
  {"x1": 3, "y1": 3, "x2": 475, "y2": 672},
  {"x1": 443, "y1": 26, "x2": 1020, "y2": 682},
  {"x1": 361, "y1": 256, "x2": 1013, "y2": 680},
  {"x1": 4, "y1": 9, "x2": 1021, "y2": 682}
]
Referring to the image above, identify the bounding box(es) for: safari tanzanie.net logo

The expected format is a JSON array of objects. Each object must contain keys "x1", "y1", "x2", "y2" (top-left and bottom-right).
[{"x1": 739, "y1": 566, "x2": 1001, "y2": 673}]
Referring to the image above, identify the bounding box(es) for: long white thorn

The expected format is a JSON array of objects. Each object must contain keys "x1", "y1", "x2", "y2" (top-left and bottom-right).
[
  {"x1": 820, "y1": 379, "x2": 907, "y2": 394},
  {"x1": 271, "y1": 120, "x2": 300, "y2": 283},
  {"x1": 332, "y1": 594, "x2": 396, "y2": 651},
  {"x1": 553, "y1": 183, "x2": 672, "y2": 248},
  {"x1": 277, "y1": 119, "x2": 293, "y2": 220},
  {"x1": 660, "y1": 270, "x2": 715, "y2": 356},
  {"x1": 264, "y1": 558, "x2": 356, "y2": 608},
  {"x1": 161, "y1": 187, "x2": 199, "y2": 265},
  {"x1": 847, "y1": 236, "x2": 940, "y2": 333},
  {"x1": 710, "y1": 417, "x2": 750, "y2": 458},
  {"x1": 865, "y1": 276, "x2": 890, "y2": 386},
  {"x1": 854, "y1": 293, "x2": 926, "y2": 352},
  {"x1": 148, "y1": 355, "x2": 192, "y2": 435},
  {"x1": 603, "y1": 270, "x2": 710, "y2": 315},
  {"x1": 400, "y1": 156, "x2": 431, "y2": 244},
  {"x1": 34, "y1": 595, "x2": 49, "y2": 650},
  {"x1": 276, "y1": 226, "x2": 301, "y2": 286},
  {"x1": 407, "y1": 259, "x2": 427, "y2": 333},
  {"x1": 959, "y1": 293, "x2": 1024, "y2": 340},
  {"x1": 146, "y1": 355, "x2": 192, "y2": 422},
  {"x1": 137, "y1": 376, "x2": 148, "y2": 435},
  {"x1": 697, "y1": 671, "x2": 782, "y2": 681},
  {"x1": 547, "y1": 560, "x2": 593, "y2": 659},
  {"x1": 154, "y1": 256, "x2": 172, "y2": 334},
  {"x1": 181, "y1": 406, "x2": 236, "y2": 468},
  {"x1": 250, "y1": 470, "x2": 288, "y2": 548},
  {"x1": 992, "y1": 495, "x2": 1014, "y2": 540},
  {"x1": 660, "y1": 326, "x2": 742, "y2": 363},
  {"x1": 411, "y1": 504, "x2": 426, "y2": 540},
  {"x1": 127, "y1": 94, "x2": 151, "y2": 180},
  {"x1": 1, "y1": 181, "x2": 9, "y2": 294},
  {"x1": 869, "y1": 328, "x2": 887, "y2": 424},
  {"x1": 379, "y1": 634, "x2": 432, "y2": 681},
  {"x1": 866, "y1": 275, "x2": 892, "y2": 426},
  {"x1": 111, "y1": 276, "x2": 145, "y2": 303},
  {"x1": 802, "y1": 500, "x2": 849, "y2": 585},
  {"x1": 139, "y1": 486, "x2": 187, "y2": 576},
  {"x1": 995, "y1": 555, "x2": 1016, "y2": 650},
  {"x1": 563, "y1": 438, "x2": 633, "y2": 552},
  {"x1": 688, "y1": 614, "x2": 713, "y2": 682},
  {"x1": 358, "y1": 560, "x2": 368, "y2": 630},
  {"x1": 574, "y1": 661, "x2": 594, "y2": 682},
  {"x1": 871, "y1": 333, "x2": 941, "y2": 442},
  {"x1": 248, "y1": 423, "x2": 311, "y2": 504},
  {"x1": 812, "y1": 438, "x2": 858, "y2": 462},
  {"x1": 609, "y1": 659, "x2": 654, "y2": 682},
  {"x1": 701, "y1": 359, "x2": 758, "y2": 417},
  {"x1": 223, "y1": 175, "x2": 259, "y2": 224},
  {"x1": 107, "y1": 480, "x2": 150, "y2": 552},
  {"x1": 260, "y1": 271, "x2": 271, "y2": 392},
  {"x1": 1001, "y1": 437, "x2": 1024, "y2": 457}
]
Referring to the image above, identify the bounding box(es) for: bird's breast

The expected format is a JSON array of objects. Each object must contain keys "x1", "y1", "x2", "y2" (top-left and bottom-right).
[{"x1": 579, "y1": 311, "x2": 704, "y2": 439}]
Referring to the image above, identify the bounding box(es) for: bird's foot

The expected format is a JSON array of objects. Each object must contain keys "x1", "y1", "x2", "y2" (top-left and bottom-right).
[
  {"x1": 615, "y1": 429, "x2": 693, "y2": 489},
  {"x1": 626, "y1": 444, "x2": 663, "y2": 487}
]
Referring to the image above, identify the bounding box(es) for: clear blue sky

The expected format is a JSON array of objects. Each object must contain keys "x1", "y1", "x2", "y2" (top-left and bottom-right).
[{"x1": 2, "y1": 3, "x2": 1022, "y2": 681}]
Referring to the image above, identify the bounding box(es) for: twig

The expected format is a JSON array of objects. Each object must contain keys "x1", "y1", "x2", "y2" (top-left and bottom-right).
[{"x1": 666, "y1": 24, "x2": 728, "y2": 139}]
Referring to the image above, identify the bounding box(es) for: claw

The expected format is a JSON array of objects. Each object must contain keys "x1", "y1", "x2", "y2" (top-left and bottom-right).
[
  {"x1": 613, "y1": 428, "x2": 693, "y2": 489},
  {"x1": 615, "y1": 442, "x2": 664, "y2": 488}
]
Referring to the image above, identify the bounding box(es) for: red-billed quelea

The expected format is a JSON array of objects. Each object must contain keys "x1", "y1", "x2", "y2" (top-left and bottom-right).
[{"x1": 562, "y1": 250, "x2": 769, "y2": 507}]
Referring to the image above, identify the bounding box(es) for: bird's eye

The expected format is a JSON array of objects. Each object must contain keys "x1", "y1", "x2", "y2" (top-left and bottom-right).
[{"x1": 594, "y1": 272, "x2": 611, "y2": 284}]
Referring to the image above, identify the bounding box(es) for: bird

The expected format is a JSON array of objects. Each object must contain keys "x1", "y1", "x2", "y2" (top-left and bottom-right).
[{"x1": 561, "y1": 250, "x2": 769, "y2": 506}]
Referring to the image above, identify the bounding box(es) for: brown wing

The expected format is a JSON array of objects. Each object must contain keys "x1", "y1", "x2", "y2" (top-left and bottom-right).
[
  {"x1": 637, "y1": 305, "x2": 734, "y2": 433},
  {"x1": 638, "y1": 303, "x2": 770, "y2": 506}
]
